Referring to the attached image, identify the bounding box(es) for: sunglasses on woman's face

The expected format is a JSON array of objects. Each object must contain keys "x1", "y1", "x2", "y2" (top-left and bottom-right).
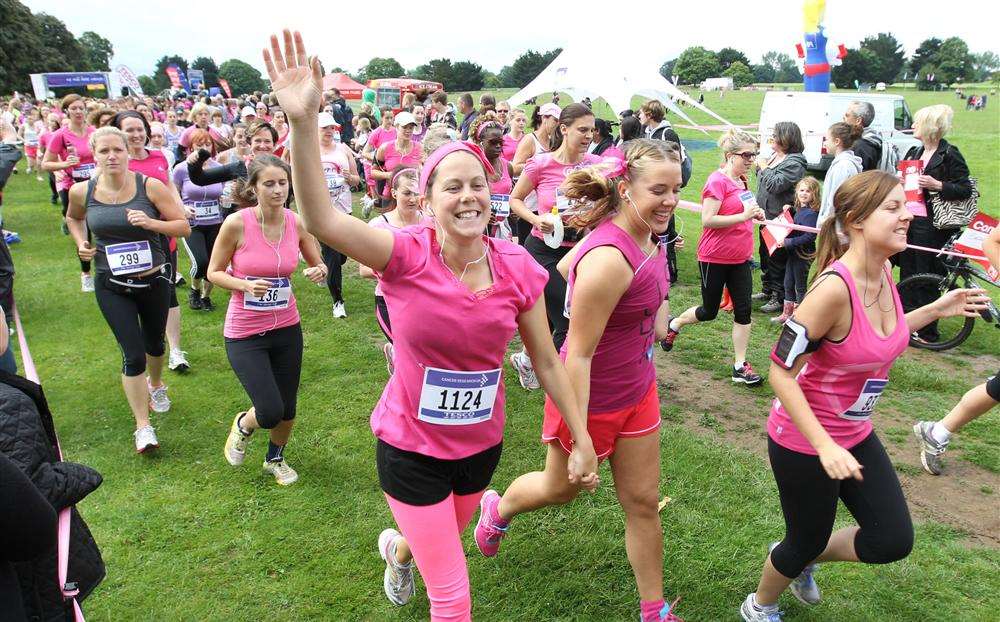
[{"x1": 735, "y1": 152, "x2": 758, "y2": 161}]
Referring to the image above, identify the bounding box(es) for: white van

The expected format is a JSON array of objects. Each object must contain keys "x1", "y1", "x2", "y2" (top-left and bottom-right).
[{"x1": 758, "y1": 92, "x2": 920, "y2": 172}]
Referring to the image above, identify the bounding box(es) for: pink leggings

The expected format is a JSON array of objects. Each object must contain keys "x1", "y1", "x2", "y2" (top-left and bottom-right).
[{"x1": 385, "y1": 491, "x2": 484, "y2": 622}]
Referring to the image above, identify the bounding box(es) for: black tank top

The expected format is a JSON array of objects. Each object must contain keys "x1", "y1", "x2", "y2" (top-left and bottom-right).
[{"x1": 85, "y1": 172, "x2": 167, "y2": 274}]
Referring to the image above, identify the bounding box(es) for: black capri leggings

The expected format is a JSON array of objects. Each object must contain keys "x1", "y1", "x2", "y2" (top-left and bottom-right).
[
  {"x1": 225, "y1": 323, "x2": 303, "y2": 430},
  {"x1": 768, "y1": 433, "x2": 913, "y2": 579},
  {"x1": 94, "y1": 265, "x2": 172, "y2": 376},
  {"x1": 60, "y1": 189, "x2": 91, "y2": 273},
  {"x1": 375, "y1": 294, "x2": 392, "y2": 342},
  {"x1": 182, "y1": 224, "x2": 221, "y2": 281},
  {"x1": 525, "y1": 235, "x2": 571, "y2": 351},
  {"x1": 695, "y1": 260, "x2": 753, "y2": 325},
  {"x1": 320, "y1": 242, "x2": 346, "y2": 304}
]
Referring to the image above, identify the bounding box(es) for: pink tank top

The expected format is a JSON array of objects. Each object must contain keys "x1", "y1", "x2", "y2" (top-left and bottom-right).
[
  {"x1": 767, "y1": 260, "x2": 909, "y2": 454},
  {"x1": 562, "y1": 220, "x2": 669, "y2": 412},
  {"x1": 489, "y1": 158, "x2": 513, "y2": 195},
  {"x1": 224, "y1": 207, "x2": 301, "y2": 339},
  {"x1": 381, "y1": 140, "x2": 423, "y2": 197}
]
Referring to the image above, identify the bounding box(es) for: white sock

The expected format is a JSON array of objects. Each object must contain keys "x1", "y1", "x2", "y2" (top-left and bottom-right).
[
  {"x1": 668, "y1": 318, "x2": 680, "y2": 333},
  {"x1": 930, "y1": 422, "x2": 952, "y2": 445},
  {"x1": 735, "y1": 361, "x2": 746, "y2": 372},
  {"x1": 751, "y1": 593, "x2": 777, "y2": 612}
]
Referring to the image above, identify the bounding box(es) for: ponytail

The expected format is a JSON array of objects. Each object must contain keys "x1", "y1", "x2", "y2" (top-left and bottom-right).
[{"x1": 563, "y1": 169, "x2": 620, "y2": 229}]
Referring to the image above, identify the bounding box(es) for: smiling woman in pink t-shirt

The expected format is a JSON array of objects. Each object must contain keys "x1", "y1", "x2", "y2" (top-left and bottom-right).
[
  {"x1": 265, "y1": 30, "x2": 597, "y2": 620},
  {"x1": 42, "y1": 94, "x2": 96, "y2": 291},
  {"x1": 661, "y1": 127, "x2": 767, "y2": 387}
]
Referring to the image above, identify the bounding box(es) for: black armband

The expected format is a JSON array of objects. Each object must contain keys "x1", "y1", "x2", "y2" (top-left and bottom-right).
[{"x1": 771, "y1": 317, "x2": 821, "y2": 370}]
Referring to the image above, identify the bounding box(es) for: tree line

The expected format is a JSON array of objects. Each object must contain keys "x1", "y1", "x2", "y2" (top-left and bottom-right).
[{"x1": 0, "y1": 0, "x2": 115, "y2": 94}]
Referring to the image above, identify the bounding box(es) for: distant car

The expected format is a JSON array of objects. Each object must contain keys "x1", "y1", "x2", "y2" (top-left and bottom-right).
[{"x1": 758, "y1": 91, "x2": 920, "y2": 173}]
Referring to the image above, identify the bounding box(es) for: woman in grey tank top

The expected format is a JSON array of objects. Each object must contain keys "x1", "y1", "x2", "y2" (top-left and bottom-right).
[{"x1": 65, "y1": 126, "x2": 190, "y2": 454}]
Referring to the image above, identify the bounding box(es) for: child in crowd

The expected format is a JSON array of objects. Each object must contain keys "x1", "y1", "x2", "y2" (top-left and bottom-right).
[{"x1": 773, "y1": 177, "x2": 820, "y2": 323}]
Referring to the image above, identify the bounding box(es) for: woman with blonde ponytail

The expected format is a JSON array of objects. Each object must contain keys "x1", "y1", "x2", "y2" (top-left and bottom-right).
[
  {"x1": 662, "y1": 127, "x2": 766, "y2": 387},
  {"x1": 740, "y1": 171, "x2": 989, "y2": 621},
  {"x1": 476, "y1": 140, "x2": 687, "y2": 622}
]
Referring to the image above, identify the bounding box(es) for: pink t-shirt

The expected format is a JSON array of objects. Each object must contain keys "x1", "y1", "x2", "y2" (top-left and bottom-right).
[
  {"x1": 370, "y1": 225, "x2": 548, "y2": 459},
  {"x1": 369, "y1": 127, "x2": 396, "y2": 151},
  {"x1": 767, "y1": 261, "x2": 909, "y2": 454},
  {"x1": 380, "y1": 140, "x2": 423, "y2": 197},
  {"x1": 501, "y1": 134, "x2": 520, "y2": 162},
  {"x1": 128, "y1": 149, "x2": 170, "y2": 185},
  {"x1": 521, "y1": 152, "x2": 603, "y2": 246},
  {"x1": 563, "y1": 220, "x2": 669, "y2": 412},
  {"x1": 48, "y1": 126, "x2": 96, "y2": 191},
  {"x1": 367, "y1": 214, "x2": 430, "y2": 296},
  {"x1": 697, "y1": 170, "x2": 754, "y2": 264},
  {"x1": 224, "y1": 208, "x2": 302, "y2": 339}
]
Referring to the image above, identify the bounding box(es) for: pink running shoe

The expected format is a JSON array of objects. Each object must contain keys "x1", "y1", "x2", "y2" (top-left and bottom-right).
[
  {"x1": 644, "y1": 598, "x2": 685, "y2": 622},
  {"x1": 474, "y1": 490, "x2": 509, "y2": 557}
]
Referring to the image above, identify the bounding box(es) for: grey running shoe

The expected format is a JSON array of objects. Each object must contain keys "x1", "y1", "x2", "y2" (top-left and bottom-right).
[
  {"x1": 913, "y1": 421, "x2": 948, "y2": 476},
  {"x1": 509, "y1": 351, "x2": 539, "y2": 390},
  {"x1": 740, "y1": 593, "x2": 783, "y2": 622},
  {"x1": 224, "y1": 413, "x2": 252, "y2": 466},
  {"x1": 760, "y1": 297, "x2": 782, "y2": 313},
  {"x1": 133, "y1": 425, "x2": 159, "y2": 453},
  {"x1": 769, "y1": 542, "x2": 820, "y2": 605},
  {"x1": 147, "y1": 381, "x2": 171, "y2": 413},
  {"x1": 262, "y1": 459, "x2": 298, "y2": 485},
  {"x1": 378, "y1": 528, "x2": 415, "y2": 606}
]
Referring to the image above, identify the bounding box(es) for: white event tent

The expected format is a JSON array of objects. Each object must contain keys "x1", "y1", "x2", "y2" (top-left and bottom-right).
[{"x1": 507, "y1": 47, "x2": 734, "y2": 130}]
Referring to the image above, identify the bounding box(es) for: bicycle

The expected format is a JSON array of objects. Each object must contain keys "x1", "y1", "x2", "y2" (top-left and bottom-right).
[{"x1": 897, "y1": 234, "x2": 999, "y2": 351}]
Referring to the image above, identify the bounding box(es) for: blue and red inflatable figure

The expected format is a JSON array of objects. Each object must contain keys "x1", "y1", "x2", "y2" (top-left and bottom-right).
[{"x1": 795, "y1": 0, "x2": 847, "y2": 92}]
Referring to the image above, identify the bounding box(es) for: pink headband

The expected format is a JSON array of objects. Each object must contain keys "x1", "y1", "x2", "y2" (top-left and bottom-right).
[
  {"x1": 390, "y1": 167, "x2": 419, "y2": 188},
  {"x1": 418, "y1": 141, "x2": 495, "y2": 195},
  {"x1": 600, "y1": 155, "x2": 629, "y2": 179},
  {"x1": 475, "y1": 120, "x2": 503, "y2": 140}
]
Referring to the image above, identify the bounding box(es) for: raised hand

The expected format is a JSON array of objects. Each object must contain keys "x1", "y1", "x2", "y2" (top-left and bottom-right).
[{"x1": 262, "y1": 30, "x2": 323, "y2": 123}]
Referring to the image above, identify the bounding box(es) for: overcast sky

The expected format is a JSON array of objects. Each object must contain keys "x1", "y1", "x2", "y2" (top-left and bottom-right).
[{"x1": 24, "y1": 0, "x2": 998, "y2": 79}]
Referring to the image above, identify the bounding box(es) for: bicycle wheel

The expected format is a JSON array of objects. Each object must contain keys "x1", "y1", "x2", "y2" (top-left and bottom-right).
[{"x1": 897, "y1": 273, "x2": 975, "y2": 351}]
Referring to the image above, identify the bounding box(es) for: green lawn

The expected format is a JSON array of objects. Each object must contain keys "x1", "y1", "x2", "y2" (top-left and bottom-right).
[{"x1": 2, "y1": 88, "x2": 997, "y2": 620}]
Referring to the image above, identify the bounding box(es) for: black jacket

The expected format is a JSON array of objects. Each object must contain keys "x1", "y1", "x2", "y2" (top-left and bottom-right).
[
  {"x1": 0, "y1": 372, "x2": 105, "y2": 622},
  {"x1": 852, "y1": 133, "x2": 881, "y2": 171},
  {"x1": 0, "y1": 236, "x2": 14, "y2": 324},
  {"x1": 755, "y1": 153, "x2": 807, "y2": 219},
  {"x1": 188, "y1": 150, "x2": 246, "y2": 186},
  {"x1": 903, "y1": 139, "x2": 973, "y2": 225},
  {"x1": 331, "y1": 98, "x2": 354, "y2": 145}
]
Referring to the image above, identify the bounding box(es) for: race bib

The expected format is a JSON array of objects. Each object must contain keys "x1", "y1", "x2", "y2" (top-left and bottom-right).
[
  {"x1": 325, "y1": 171, "x2": 345, "y2": 193},
  {"x1": 738, "y1": 190, "x2": 759, "y2": 212},
  {"x1": 417, "y1": 367, "x2": 502, "y2": 426},
  {"x1": 490, "y1": 194, "x2": 510, "y2": 220},
  {"x1": 243, "y1": 277, "x2": 292, "y2": 311},
  {"x1": 72, "y1": 162, "x2": 96, "y2": 180},
  {"x1": 106, "y1": 240, "x2": 153, "y2": 275},
  {"x1": 191, "y1": 200, "x2": 221, "y2": 225},
  {"x1": 840, "y1": 378, "x2": 888, "y2": 421},
  {"x1": 555, "y1": 188, "x2": 571, "y2": 213}
]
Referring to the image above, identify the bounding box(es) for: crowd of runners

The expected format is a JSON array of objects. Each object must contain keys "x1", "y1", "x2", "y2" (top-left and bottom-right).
[{"x1": 0, "y1": 28, "x2": 996, "y2": 622}]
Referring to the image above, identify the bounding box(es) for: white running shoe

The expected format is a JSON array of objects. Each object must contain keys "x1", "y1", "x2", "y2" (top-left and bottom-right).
[
  {"x1": 133, "y1": 425, "x2": 159, "y2": 453},
  {"x1": 168, "y1": 348, "x2": 190, "y2": 372},
  {"x1": 333, "y1": 301, "x2": 347, "y2": 318},
  {"x1": 147, "y1": 381, "x2": 171, "y2": 413},
  {"x1": 740, "y1": 593, "x2": 783, "y2": 621},
  {"x1": 224, "y1": 413, "x2": 252, "y2": 466},
  {"x1": 509, "y1": 351, "x2": 539, "y2": 390},
  {"x1": 81, "y1": 273, "x2": 94, "y2": 292},
  {"x1": 769, "y1": 542, "x2": 820, "y2": 604},
  {"x1": 263, "y1": 459, "x2": 298, "y2": 485},
  {"x1": 378, "y1": 528, "x2": 415, "y2": 606}
]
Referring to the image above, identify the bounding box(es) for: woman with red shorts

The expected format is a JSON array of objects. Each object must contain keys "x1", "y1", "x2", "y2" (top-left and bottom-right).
[{"x1": 476, "y1": 139, "x2": 685, "y2": 622}]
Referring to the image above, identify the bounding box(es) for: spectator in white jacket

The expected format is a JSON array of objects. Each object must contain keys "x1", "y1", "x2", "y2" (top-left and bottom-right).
[{"x1": 818, "y1": 122, "x2": 863, "y2": 223}]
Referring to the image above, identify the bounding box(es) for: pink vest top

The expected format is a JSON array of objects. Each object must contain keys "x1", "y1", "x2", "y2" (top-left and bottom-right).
[
  {"x1": 224, "y1": 208, "x2": 301, "y2": 339},
  {"x1": 489, "y1": 158, "x2": 513, "y2": 195},
  {"x1": 562, "y1": 220, "x2": 669, "y2": 412},
  {"x1": 767, "y1": 260, "x2": 909, "y2": 454},
  {"x1": 380, "y1": 140, "x2": 422, "y2": 197}
]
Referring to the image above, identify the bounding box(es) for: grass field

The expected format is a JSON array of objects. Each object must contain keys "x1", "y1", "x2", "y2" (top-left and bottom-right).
[{"x1": 2, "y1": 88, "x2": 997, "y2": 621}]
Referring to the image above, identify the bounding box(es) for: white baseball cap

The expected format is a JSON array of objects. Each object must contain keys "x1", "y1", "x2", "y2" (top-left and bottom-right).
[
  {"x1": 317, "y1": 112, "x2": 341, "y2": 128},
  {"x1": 394, "y1": 111, "x2": 417, "y2": 127},
  {"x1": 241, "y1": 106, "x2": 257, "y2": 118}
]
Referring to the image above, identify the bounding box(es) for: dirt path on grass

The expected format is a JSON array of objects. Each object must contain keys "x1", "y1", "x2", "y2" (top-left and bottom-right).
[{"x1": 653, "y1": 355, "x2": 1000, "y2": 548}]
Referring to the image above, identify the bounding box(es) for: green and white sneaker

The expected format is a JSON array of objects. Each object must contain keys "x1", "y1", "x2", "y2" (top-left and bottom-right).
[
  {"x1": 740, "y1": 593, "x2": 783, "y2": 621},
  {"x1": 913, "y1": 421, "x2": 949, "y2": 475},
  {"x1": 223, "y1": 412, "x2": 252, "y2": 466},
  {"x1": 378, "y1": 528, "x2": 415, "y2": 606},
  {"x1": 262, "y1": 459, "x2": 298, "y2": 485}
]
